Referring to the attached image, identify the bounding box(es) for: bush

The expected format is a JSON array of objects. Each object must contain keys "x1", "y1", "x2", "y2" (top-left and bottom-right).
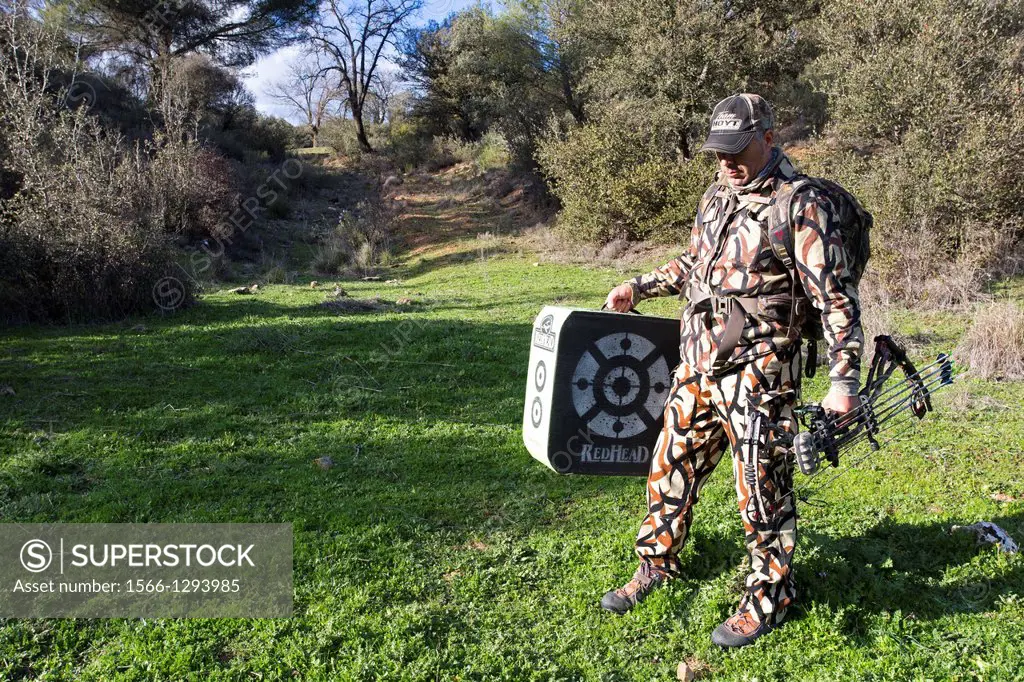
[
  {"x1": 319, "y1": 117, "x2": 390, "y2": 159},
  {"x1": 207, "y1": 113, "x2": 297, "y2": 163},
  {"x1": 384, "y1": 119, "x2": 433, "y2": 170},
  {"x1": 0, "y1": 118, "x2": 188, "y2": 322},
  {"x1": 313, "y1": 199, "x2": 395, "y2": 276},
  {"x1": 0, "y1": 10, "x2": 196, "y2": 322},
  {"x1": 802, "y1": 135, "x2": 1010, "y2": 308},
  {"x1": 473, "y1": 131, "x2": 510, "y2": 171},
  {"x1": 538, "y1": 103, "x2": 716, "y2": 243},
  {"x1": 804, "y1": 0, "x2": 1024, "y2": 305},
  {"x1": 147, "y1": 137, "x2": 239, "y2": 239}
]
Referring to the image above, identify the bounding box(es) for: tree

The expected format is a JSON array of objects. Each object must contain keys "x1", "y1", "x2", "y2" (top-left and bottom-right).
[
  {"x1": 312, "y1": 0, "x2": 423, "y2": 153},
  {"x1": 61, "y1": 0, "x2": 318, "y2": 106},
  {"x1": 363, "y1": 67, "x2": 400, "y2": 124},
  {"x1": 266, "y1": 47, "x2": 344, "y2": 147},
  {"x1": 398, "y1": 16, "x2": 483, "y2": 140},
  {"x1": 566, "y1": 0, "x2": 819, "y2": 159},
  {"x1": 536, "y1": 0, "x2": 821, "y2": 242},
  {"x1": 505, "y1": 0, "x2": 587, "y2": 125},
  {"x1": 397, "y1": 3, "x2": 589, "y2": 164}
]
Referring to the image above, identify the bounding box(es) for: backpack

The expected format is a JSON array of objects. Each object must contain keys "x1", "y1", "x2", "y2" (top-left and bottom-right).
[{"x1": 767, "y1": 176, "x2": 872, "y2": 377}]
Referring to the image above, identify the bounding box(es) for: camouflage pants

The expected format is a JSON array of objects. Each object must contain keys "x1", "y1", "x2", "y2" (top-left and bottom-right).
[{"x1": 634, "y1": 351, "x2": 800, "y2": 624}]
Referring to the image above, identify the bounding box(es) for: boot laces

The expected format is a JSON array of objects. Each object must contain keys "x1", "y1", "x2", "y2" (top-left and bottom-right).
[
  {"x1": 619, "y1": 562, "x2": 665, "y2": 597},
  {"x1": 726, "y1": 610, "x2": 761, "y2": 635}
]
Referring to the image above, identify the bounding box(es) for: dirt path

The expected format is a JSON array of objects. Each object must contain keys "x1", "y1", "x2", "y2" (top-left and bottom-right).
[{"x1": 387, "y1": 163, "x2": 539, "y2": 263}]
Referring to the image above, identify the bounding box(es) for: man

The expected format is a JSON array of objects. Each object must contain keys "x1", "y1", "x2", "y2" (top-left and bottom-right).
[{"x1": 601, "y1": 94, "x2": 863, "y2": 648}]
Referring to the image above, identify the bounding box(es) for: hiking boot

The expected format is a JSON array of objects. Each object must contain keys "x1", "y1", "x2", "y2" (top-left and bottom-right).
[
  {"x1": 600, "y1": 561, "x2": 670, "y2": 614},
  {"x1": 710, "y1": 609, "x2": 778, "y2": 648}
]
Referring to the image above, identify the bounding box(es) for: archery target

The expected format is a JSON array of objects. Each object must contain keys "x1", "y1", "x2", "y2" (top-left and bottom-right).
[
  {"x1": 570, "y1": 333, "x2": 671, "y2": 439},
  {"x1": 522, "y1": 306, "x2": 680, "y2": 476}
]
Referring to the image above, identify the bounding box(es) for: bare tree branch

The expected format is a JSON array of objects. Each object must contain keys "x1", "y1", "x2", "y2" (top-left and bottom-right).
[
  {"x1": 313, "y1": 0, "x2": 422, "y2": 152},
  {"x1": 265, "y1": 46, "x2": 343, "y2": 146}
]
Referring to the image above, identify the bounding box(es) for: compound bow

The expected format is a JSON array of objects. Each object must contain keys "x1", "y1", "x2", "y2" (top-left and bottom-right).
[{"x1": 774, "y1": 335, "x2": 956, "y2": 495}]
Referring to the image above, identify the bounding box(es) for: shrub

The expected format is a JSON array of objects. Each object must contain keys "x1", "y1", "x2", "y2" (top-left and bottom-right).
[
  {"x1": 0, "y1": 9, "x2": 197, "y2": 322},
  {"x1": 383, "y1": 119, "x2": 432, "y2": 170},
  {"x1": 473, "y1": 131, "x2": 510, "y2": 171},
  {"x1": 538, "y1": 103, "x2": 716, "y2": 243},
  {"x1": 320, "y1": 117, "x2": 389, "y2": 159},
  {"x1": 0, "y1": 120, "x2": 189, "y2": 322},
  {"x1": 802, "y1": 135, "x2": 1011, "y2": 308},
  {"x1": 804, "y1": 0, "x2": 1024, "y2": 305},
  {"x1": 313, "y1": 199, "x2": 395, "y2": 277},
  {"x1": 147, "y1": 137, "x2": 239, "y2": 239},
  {"x1": 954, "y1": 303, "x2": 1024, "y2": 380}
]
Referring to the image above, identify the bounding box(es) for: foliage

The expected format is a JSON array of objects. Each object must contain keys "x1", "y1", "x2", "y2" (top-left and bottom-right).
[
  {"x1": 399, "y1": 3, "x2": 582, "y2": 165},
  {"x1": 146, "y1": 136, "x2": 239, "y2": 238},
  {"x1": 0, "y1": 6, "x2": 190, "y2": 323},
  {"x1": 809, "y1": 0, "x2": 1024, "y2": 147},
  {"x1": 382, "y1": 118, "x2": 434, "y2": 169},
  {"x1": 63, "y1": 0, "x2": 318, "y2": 78},
  {"x1": 319, "y1": 116, "x2": 387, "y2": 159},
  {"x1": 312, "y1": 198, "x2": 395, "y2": 276},
  {"x1": 804, "y1": 0, "x2": 1024, "y2": 305},
  {"x1": 535, "y1": 0, "x2": 818, "y2": 242},
  {"x1": 538, "y1": 102, "x2": 716, "y2": 243},
  {"x1": 569, "y1": 0, "x2": 818, "y2": 157},
  {"x1": 208, "y1": 110, "x2": 298, "y2": 162}
]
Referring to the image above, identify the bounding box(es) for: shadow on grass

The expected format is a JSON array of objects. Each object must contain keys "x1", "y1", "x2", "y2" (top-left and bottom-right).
[
  {"x1": 799, "y1": 512, "x2": 1024, "y2": 632},
  {"x1": 0, "y1": 311, "x2": 624, "y2": 534}
]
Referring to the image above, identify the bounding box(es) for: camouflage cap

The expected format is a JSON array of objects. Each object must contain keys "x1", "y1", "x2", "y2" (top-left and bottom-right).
[{"x1": 699, "y1": 94, "x2": 775, "y2": 155}]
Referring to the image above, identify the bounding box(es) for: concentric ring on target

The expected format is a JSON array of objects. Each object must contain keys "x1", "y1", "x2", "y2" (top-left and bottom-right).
[{"x1": 570, "y1": 332, "x2": 671, "y2": 439}]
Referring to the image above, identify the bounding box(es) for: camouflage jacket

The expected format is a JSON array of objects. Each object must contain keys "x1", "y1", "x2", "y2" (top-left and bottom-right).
[{"x1": 624, "y1": 150, "x2": 863, "y2": 396}]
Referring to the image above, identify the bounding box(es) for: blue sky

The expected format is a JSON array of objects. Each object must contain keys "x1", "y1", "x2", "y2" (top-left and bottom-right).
[{"x1": 243, "y1": 0, "x2": 484, "y2": 122}]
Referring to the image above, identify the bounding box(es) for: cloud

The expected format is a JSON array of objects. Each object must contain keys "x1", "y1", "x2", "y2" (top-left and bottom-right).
[{"x1": 242, "y1": 44, "x2": 306, "y2": 123}]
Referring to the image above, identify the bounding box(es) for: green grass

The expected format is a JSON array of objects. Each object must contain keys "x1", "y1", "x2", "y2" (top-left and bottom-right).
[{"x1": 1, "y1": 235, "x2": 1023, "y2": 679}]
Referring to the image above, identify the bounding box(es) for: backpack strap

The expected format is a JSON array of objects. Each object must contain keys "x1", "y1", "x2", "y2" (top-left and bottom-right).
[
  {"x1": 768, "y1": 176, "x2": 819, "y2": 377},
  {"x1": 698, "y1": 178, "x2": 727, "y2": 221},
  {"x1": 767, "y1": 176, "x2": 813, "y2": 270}
]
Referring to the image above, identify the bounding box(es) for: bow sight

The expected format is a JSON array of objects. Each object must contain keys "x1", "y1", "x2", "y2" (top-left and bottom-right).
[{"x1": 783, "y1": 335, "x2": 955, "y2": 477}]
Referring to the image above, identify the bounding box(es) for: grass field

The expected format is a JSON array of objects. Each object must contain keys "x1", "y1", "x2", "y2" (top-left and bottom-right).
[{"x1": 1, "y1": 168, "x2": 1023, "y2": 681}]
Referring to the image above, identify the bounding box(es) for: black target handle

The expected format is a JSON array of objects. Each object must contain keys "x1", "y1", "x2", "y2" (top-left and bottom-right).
[{"x1": 600, "y1": 303, "x2": 642, "y2": 315}]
